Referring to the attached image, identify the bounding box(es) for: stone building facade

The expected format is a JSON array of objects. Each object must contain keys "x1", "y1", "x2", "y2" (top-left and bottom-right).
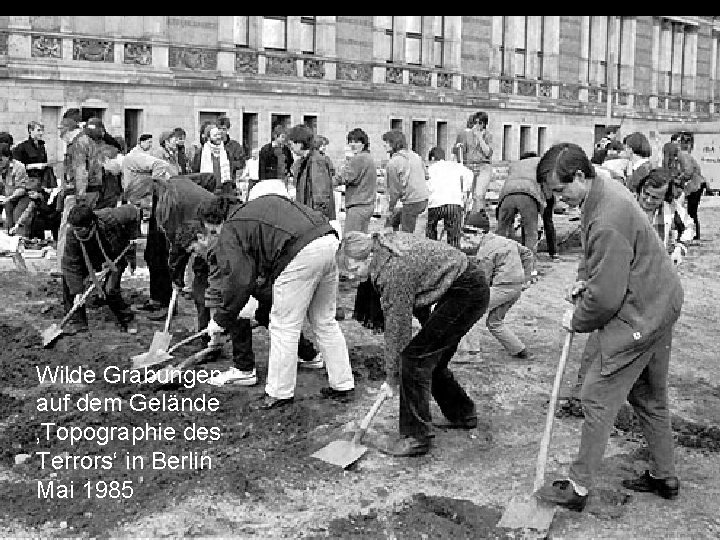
[{"x1": 0, "y1": 15, "x2": 718, "y2": 168}]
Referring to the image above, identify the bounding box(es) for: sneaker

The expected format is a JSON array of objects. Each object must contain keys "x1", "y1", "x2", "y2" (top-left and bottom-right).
[
  {"x1": 298, "y1": 353, "x2": 325, "y2": 370},
  {"x1": 206, "y1": 367, "x2": 257, "y2": 387},
  {"x1": 622, "y1": 470, "x2": 679, "y2": 500},
  {"x1": 256, "y1": 393, "x2": 295, "y2": 410},
  {"x1": 335, "y1": 306, "x2": 346, "y2": 320},
  {"x1": 535, "y1": 479, "x2": 588, "y2": 512}
]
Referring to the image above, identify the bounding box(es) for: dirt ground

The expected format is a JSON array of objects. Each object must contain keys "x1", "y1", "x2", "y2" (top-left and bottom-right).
[{"x1": 1, "y1": 197, "x2": 719, "y2": 539}]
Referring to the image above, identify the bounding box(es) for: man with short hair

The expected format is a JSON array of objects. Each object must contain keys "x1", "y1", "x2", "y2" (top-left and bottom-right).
[
  {"x1": 150, "y1": 131, "x2": 180, "y2": 176},
  {"x1": 425, "y1": 146, "x2": 473, "y2": 247},
  {"x1": 259, "y1": 125, "x2": 293, "y2": 182},
  {"x1": 173, "y1": 128, "x2": 191, "y2": 174},
  {"x1": 137, "y1": 134, "x2": 153, "y2": 152},
  {"x1": 216, "y1": 116, "x2": 246, "y2": 181},
  {"x1": 454, "y1": 111, "x2": 494, "y2": 213},
  {"x1": 623, "y1": 132, "x2": 653, "y2": 194},
  {"x1": 287, "y1": 124, "x2": 336, "y2": 220}
]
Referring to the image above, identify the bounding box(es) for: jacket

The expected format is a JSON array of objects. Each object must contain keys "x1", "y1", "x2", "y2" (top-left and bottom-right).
[
  {"x1": 258, "y1": 142, "x2": 293, "y2": 180},
  {"x1": 497, "y1": 157, "x2": 546, "y2": 213},
  {"x1": 385, "y1": 149, "x2": 429, "y2": 210},
  {"x1": 62, "y1": 204, "x2": 139, "y2": 295},
  {"x1": 224, "y1": 138, "x2": 247, "y2": 179},
  {"x1": 573, "y1": 174, "x2": 683, "y2": 376},
  {"x1": 64, "y1": 131, "x2": 104, "y2": 196},
  {"x1": 369, "y1": 232, "x2": 467, "y2": 382},
  {"x1": 625, "y1": 159, "x2": 652, "y2": 194},
  {"x1": 335, "y1": 150, "x2": 377, "y2": 207},
  {"x1": 122, "y1": 147, "x2": 172, "y2": 204},
  {"x1": 473, "y1": 232, "x2": 534, "y2": 287},
  {"x1": 453, "y1": 127, "x2": 493, "y2": 164},
  {"x1": 293, "y1": 149, "x2": 336, "y2": 220},
  {"x1": 677, "y1": 151, "x2": 704, "y2": 195},
  {"x1": 13, "y1": 138, "x2": 52, "y2": 188},
  {"x1": 0, "y1": 160, "x2": 30, "y2": 196},
  {"x1": 206, "y1": 194, "x2": 336, "y2": 328},
  {"x1": 150, "y1": 146, "x2": 181, "y2": 177}
]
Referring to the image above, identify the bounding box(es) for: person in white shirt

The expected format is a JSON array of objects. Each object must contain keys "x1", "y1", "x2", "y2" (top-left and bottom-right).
[{"x1": 425, "y1": 146, "x2": 474, "y2": 247}]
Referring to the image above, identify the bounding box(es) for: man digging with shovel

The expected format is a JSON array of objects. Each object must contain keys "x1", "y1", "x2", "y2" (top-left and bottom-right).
[
  {"x1": 61, "y1": 203, "x2": 139, "y2": 335},
  {"x1": 535, "y1": 143, "x2": 683, "y2": 511}
]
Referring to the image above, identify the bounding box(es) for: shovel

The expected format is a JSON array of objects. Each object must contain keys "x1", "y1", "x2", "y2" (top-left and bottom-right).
[
  {"x1": 497, "y1": 329, "x2": 574, "y2": 532},
  {"x1": 131, "y1": 328, "x2": 209, "y2": 369},
  {"x1": 311, "y1": 385, "x2": 390, "y2": 468},
  {"x1": 41, "y1": 244, "x2": 133, "y2": 348},
  {"x1": 144, "y1": 287, "x2": 179, "y2": 366}
]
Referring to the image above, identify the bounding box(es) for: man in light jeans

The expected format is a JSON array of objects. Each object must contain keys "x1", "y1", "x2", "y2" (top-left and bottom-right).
[{"x1": 205, "y1": 189, "x2": 354, "y2": 410}]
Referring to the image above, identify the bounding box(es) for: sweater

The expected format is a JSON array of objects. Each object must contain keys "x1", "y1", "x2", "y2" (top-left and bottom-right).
[
  {"x1": 573, "y1": 174, "x2": 683, "y2": 376},
  {"x1": 497, "y1": 157, "x2": 546, "y2": 213},
  {"x1": 385, "y1": 149, "x2": 429, "y2": 210},
  {"x1": 472, "y1": 232, "x2": 534, "y2": 287},
  {"x1": 370, "y1": 233, "x2": 467, "y2": 381},
  {"x1": 335, "y1": 151, "x2": 378, "y2": 207},
  {"x1": 426, "y1": 160, "x2": 474, "y2": 208}
]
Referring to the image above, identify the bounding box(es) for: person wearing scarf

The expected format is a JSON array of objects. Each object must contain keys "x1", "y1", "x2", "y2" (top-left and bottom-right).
[
  {"x1": 199, "y1": 125, "x2": 233, "y2": 195},
  {"x1": 61, "y1": 204, "x2": 139, "y2": 334},
  {"x1": 339, "y1": 231, "x2": 490, "y2": 457}
]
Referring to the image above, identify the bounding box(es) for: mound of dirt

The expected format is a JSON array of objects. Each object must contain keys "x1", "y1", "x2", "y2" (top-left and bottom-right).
[{"x1": 349, "y1": 345, "x2": 385, "y2": 381}]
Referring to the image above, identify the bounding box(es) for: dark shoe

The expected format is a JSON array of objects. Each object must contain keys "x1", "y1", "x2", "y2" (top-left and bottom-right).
[
  {"x1": 378, "y1": 435, "x2": 430, "y2": 457},
  {"x1": 257, "y1": 393, "x2": 294, "y2": 410},
  {"x1": 335, "y1": 306, "x2": 346, "y2": 321},
  {"x1": 320, "y1": 386, "x2": 355, "y2": 402},
  {"x1": 135, "y1": 300, "x2": 164, "y2": 312},
  {"x1": 550, "y1": 254, "x2": 560, "y2": 262},
  {"x1": 513, "y1": 349, "x2": 534, "y2": 360},
  {"x1": 119, "y1": 319, "x2": 138, "y2": 334},
  {"x1": 535, "y1": 480, "x2": 588, "y2": 512},
  {"x1": 433, "y1": 416, "x2": 478, "y2": 430},
  {"x1": 146, "y1": 307, "x2": 169, "y2": 321},
  {"x1": 622, "y1": 470, "x2": 679, "y2": 500}
]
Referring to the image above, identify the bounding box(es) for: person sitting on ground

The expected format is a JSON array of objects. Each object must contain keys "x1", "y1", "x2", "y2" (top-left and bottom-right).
[
  {"x1": 424, "y1": 146, "x2": 473, "y2": 248},
  {"x1": 339, "y1": 230, "x2": 490, "y2": 457},
  {"x1": 204, "y1": 184, "x2": 354, "y2": 408},
  {"x1": 382, "y1": 130, "x2": 429, "y2": 233},
  {"x1": 61, "y1": 204, "x2": 139, "y2": 334},
  {"x1": 458, "y1": 211, "x2": 534, "y2": 359}
]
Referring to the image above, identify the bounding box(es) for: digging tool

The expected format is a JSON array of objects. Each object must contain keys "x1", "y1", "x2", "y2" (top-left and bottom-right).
[
  {"x1": 131, "y1": 328, "x2": 209, "y2": 369},
  {"x1": 497, "y1": 329, "x2": 574, "y2": 532},
  {"x1": 143, "y1": 287, "x2": 179, "y2": 367},
  {"x1": 0, "y1": 231, "x2": 28, "y2": 272},
  {"x1": 150, "y1": 344, "x2": 220, "y2": 387},
  {"x1": 41, "y1": 244, "x2": 132, "y2": 348},
  {"x1": 311, "y1": 385, "x2": 390, "y2": 468}
]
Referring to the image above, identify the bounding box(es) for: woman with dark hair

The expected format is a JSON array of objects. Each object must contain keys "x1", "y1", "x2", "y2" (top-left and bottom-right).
[
  {"x1": 339, "y1": 230, "x2": 490, "y2": 456},
  {"x1": 335, "y1": 127, "x2": 377, "y2": 236},
  {"x1": 381, "y1": 130, "x2": 428, "y2": 233}
]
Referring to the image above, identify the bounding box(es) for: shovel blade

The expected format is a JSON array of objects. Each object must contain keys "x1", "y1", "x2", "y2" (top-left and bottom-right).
[
  {"x1": 131, "y1": 350, "x2": 173, "y2": 369},
  {"x1": 42, "y1": 324, "x2": 62, "y2": 348},
  {"x1": 497, "y1": 495, "x2": 556, "y2": 532},
  {"x1": 310, "y1": 439, "x2": 368, "y2": 468},
  {"x1": 148, "y1": 331, "x2": 172, "y2": 355}
]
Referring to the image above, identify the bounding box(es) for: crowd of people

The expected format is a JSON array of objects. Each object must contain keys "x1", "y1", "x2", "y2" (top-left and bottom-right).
[{"x1": 0, "y1": 107, "x2": 710, "y2": 511}]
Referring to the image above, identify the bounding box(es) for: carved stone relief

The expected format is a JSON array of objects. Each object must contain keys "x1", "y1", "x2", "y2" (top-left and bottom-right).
[
  {"x1": 336, "y1": 62, "x2": 371, "y2": 82},
  {"x1": 31, "y1": 36, "x2": 61, "y2": 58},
  {"x1": 168, "y1": 46, "x2": 217, "y2": 70},
  {"x1": 124, "y1": 43, "x2": 152, "y2": 66},
  {"x1": 73, "y1": 39, "x2": 113, "y2": 62}
]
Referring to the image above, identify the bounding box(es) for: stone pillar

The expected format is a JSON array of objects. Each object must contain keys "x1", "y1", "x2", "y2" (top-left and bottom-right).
[
  {"x1": 421, "y1": 16, "x2": 434, "y2": 68},
  {"x1": 287, "y1": 16, "x2": 301, "y2": 53},
  {"x1": 248, "y1": 16, "x2": 261, "y2": 50},
  {"x1": 372, "y1": 16, "x2": 389, "y2": 83},
  {"x1": 544, "y1": 16, "x2": 560, "y2": 83},
  {"x1": 393, "y1": 16, "x2": 406, "y2": 64},
  {"x1": 683, "y1": 27, "x2": 697, "y2": 97},
  {"x1": 315, "y1": 16, "x2": 336, "y2": 58},
  {"x1": 526, "y1": 16, "x2": 541, "y2": 79},
  {"x1": 671, "y1": 23, "x2": 684, "y2": 94},
  {"x1": 217, "y1": 16, "x2": 236, "y2": 75}
]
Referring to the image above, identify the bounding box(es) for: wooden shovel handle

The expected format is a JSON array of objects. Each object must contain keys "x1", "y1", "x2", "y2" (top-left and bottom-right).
[
  {"x1": 164, "y1": 288, "x2": 179, "y2": 333},
  {"x1": 351, "y1": 386, "x2": 390, "y2": 445},
  {"x1": 166, "y1": 328, "x2": 209, "y2": 355},
  {"x1": 533, "y1": 330, "x2": 574, "y2": 493}
]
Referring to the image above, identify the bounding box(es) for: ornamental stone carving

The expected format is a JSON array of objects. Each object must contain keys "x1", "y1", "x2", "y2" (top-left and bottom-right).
[
  {"x1": 635, "y1": 94, "x2": 649, "y2": 109},
  {"x1": 31, "y1": 36, "x2": 61, "y2": 58},
  {"x1": 73, "y1": 39, "x2": 113, "y2": 62},
  {"x1": 696, "y1": 100, "x2": 709, "y2": 114},
  {"x1": 559, "y1": 84, "x2": 579, "y2": 101},
  {"x1": 539, "y1": 83, "x2": 553, "y2": 98},
  {"x1": 437, "y1": 72, "x2": 452, "y2": 89},
  {"x1": 124, "y1": 43, "x2": 152, "y2": 66},
  {"x1": 462, "y1": 76, "x2": 488, "y2": 93},
  {"x1": 303, "y1": 59, "x2": 325, "y2": 79},
  {"x1": 336, "y1": 62, "x2": 371, "y2": 82},
  {"x1": 588, "y1": 87, "x2": 601, "y2": 103},
  {"x1": 235, "y1": 51, "x2": 258, "y2": 74},
  {"x1": 386, "y1": 67, "x2": 403, "y2": 84},
  {"x1": 517, "y1": 80, "x2": 536, "y2": 96},
  {"x1": 266, "y1": 56, "x2": 296, "y2": 76},
  {"x1": 169, "y1": 46, "x2": 217, "y2": 70},
  {"x1": 499, "y1": 78, "x2": 513, "y2": 94},
  {"x1": 409, "y1": 69, "x2": 430, "y2": 87},
  {"x1": 668, "y1": 98, "x2": 680, "y2": 111},
  {"x1": 680, "y1": 99, "x2": 691, "y2": 112}
]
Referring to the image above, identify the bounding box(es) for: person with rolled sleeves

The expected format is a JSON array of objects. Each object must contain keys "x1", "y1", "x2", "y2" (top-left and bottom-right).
[
  {"x1": 536, "y1": 143, "x2": 684, "y2": 511},
  {"x1": 339, "y1": 231, "x2": 490, "y2": 457},
  {"x1": 203, "y1": 186, "x2": 354, "y2": 409}
]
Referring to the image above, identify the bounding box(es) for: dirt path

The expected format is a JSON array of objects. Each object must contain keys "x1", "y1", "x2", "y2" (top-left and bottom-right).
[{"x1": 1, "y1": 199, "x2": 719, "y2": 539}]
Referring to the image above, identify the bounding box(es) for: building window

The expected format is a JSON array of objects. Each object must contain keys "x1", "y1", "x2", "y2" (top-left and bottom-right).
[
  {"x1": 263, "y1": 16, "x2": 287, "y2": 51},
  {"x1": 300, "y1": 16, "x2": 316, "y2": 54},
  {"x1": 502, "y1": 124, "x2": 512, "y2": 161},
  {"x1": 234, "y1": 16, "x2": 249, "y2": 48},
  {"x1": 712, "y1": 32, "x2": 720, "y2": 100},
  {"x1": 519, "y1": 126, "x2": 531, "y2": 156},
  {"x1": 587, "y1": 16, "x2": 610, "y2": 86},
  {"x1": 378, "y1": 16, "x2": 394, "y2": 63},
  {"x1": 538, "y1": 16, "x2": 545, "y2": 80},
  {"x1": 405, "y1": 16, "x2": 422, "y2": 65},
  {"x1": 657, "y1": 19, "x2": 692, "y2": 96},
  {"x1": 390, "y1": 118, "x2": 403, "y2": 131},
  {"x1": 433, "y1": 16, "x2": 445, "y2": 68},
  {"x1": 501, "y1": 16, "x2": 546, "y2": 79},
  {"x1": 537, "y1": 127, "x2": 547, "y2": 156}
]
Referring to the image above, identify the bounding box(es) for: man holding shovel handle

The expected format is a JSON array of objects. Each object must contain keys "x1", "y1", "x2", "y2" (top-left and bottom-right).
[{"x1": 534, "y1": 143, "x2": 684, "y2": 511}]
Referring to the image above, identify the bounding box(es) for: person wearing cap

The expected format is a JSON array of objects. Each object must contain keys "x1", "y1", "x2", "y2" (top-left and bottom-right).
[
  {"x1": 623, "y1": 132, "x2": 653, "y2": 194},
  {"x1": 535, "y1": 142, "x2": 683, "y2": 512},
  {"x1": 61, "y1": 203, "x2": 139, "y2": 334},
  {"x1": 204, "y1": 185, "x2": 354, "y2": 409},
  {"x1": 150, "y1": 131, "x2": 180, "y2": 176},
  {"x1": 339, "y1": 230, "x2": 490, "y2": 457},
  {"x1": 55, "y1": 115, "x2": 106, "y2": 274},
  {"x1": 458, "y1": 211, "x2": 534, "y2": 359}
]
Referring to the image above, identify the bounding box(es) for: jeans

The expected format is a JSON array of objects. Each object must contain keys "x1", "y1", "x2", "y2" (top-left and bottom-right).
[
  {"x1": 485, "y1": 285, "x2": 524, "y2": 355},
  {"x1": 344, "y1": 204, "x2": 374, "y2": 234},
  {"x1": 398, "y1": 262, "x2": 490, "y2": 441},
  {"x1": 469, "y1": 163, "x2": 493, "y2": 212},
  {"x1": 496, "y1": 193, "x2": 539, "y2": 268},
  {"x1": 426, "y1": 204, "x2": 463, "y2": 247},
  {"x1": 145, "y1": 210, "x2": 172, "y2": 307},
  {"x1": 266, "y1": 234, "x2": 354, "y2": 399},
  {"x1": 542, "y1": 195, "x2": 557, "y2": 257},
  {"x1": 62, "y1": 261, "x2": 133, "y2": 327},
  {"x1": 57, "y1": 192, "x2": 100, "y2": 274},
  {"x1": 569, "y1": 326, "x2": 676, "y2": 488},
  {"x1": 685, "y1": 188, "x2": 702, "y2": 239},
  {"x1": 387, "y1": 200, "x2": 428, "y2": 233}
]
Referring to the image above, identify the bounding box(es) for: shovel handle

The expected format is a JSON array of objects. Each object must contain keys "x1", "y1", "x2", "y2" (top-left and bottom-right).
[
  {"x1": 164, "y1": 288, "x2": 179, "y2": 333},
  {"x1": 352, "y1": 387, "x2": 390, "y2": 445},
  {"x1": 166, "y1": 328, "x2": 209, "y2": 355},
  {"x1": 533, "y1": 330, "x2": 574, "y2": 493}
]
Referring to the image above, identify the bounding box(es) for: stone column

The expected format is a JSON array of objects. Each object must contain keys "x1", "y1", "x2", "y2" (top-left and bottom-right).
[
  {"x1": 650, "y1": 18, "x2": 662, "y2": 107},
  {"x1": 683, "y1": 27, "x2": 697, "y2": 97},
  {"x1": 286, "y1": 16, "x2": 301, "y2": 53},
  {"x1": 372, "y1": 16, "x2": 390, "y2": 84},
  {"x1": 671, "y1": 23, "x2": 684, "y2": 95},
  {"x1": 393, "y1": 16, "x2": 406, "y2": 64},
  {"x1": 217, "y1": 16, "x2": 236, "y2": 75}
]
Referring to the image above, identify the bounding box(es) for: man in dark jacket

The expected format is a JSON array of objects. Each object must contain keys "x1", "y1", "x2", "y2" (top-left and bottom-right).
[
  {"x1": 287, "y1": 124, "x2": 336, "y2": 220},
  {"x1": 537, "y1": 143, "x2": 684, "y2": 511},
  {"x1": 61, "y1": 204, "x2": 139, "y2": 334},
  {"x1": 205, "y1": 192, "x2": 354, "y2": 409},
  {"x1": 258, "y1": 126, "x2": 293, "y2": 182},
  {"x1": 217, "y1": 116, "x2": 246, "y2": 181}
]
